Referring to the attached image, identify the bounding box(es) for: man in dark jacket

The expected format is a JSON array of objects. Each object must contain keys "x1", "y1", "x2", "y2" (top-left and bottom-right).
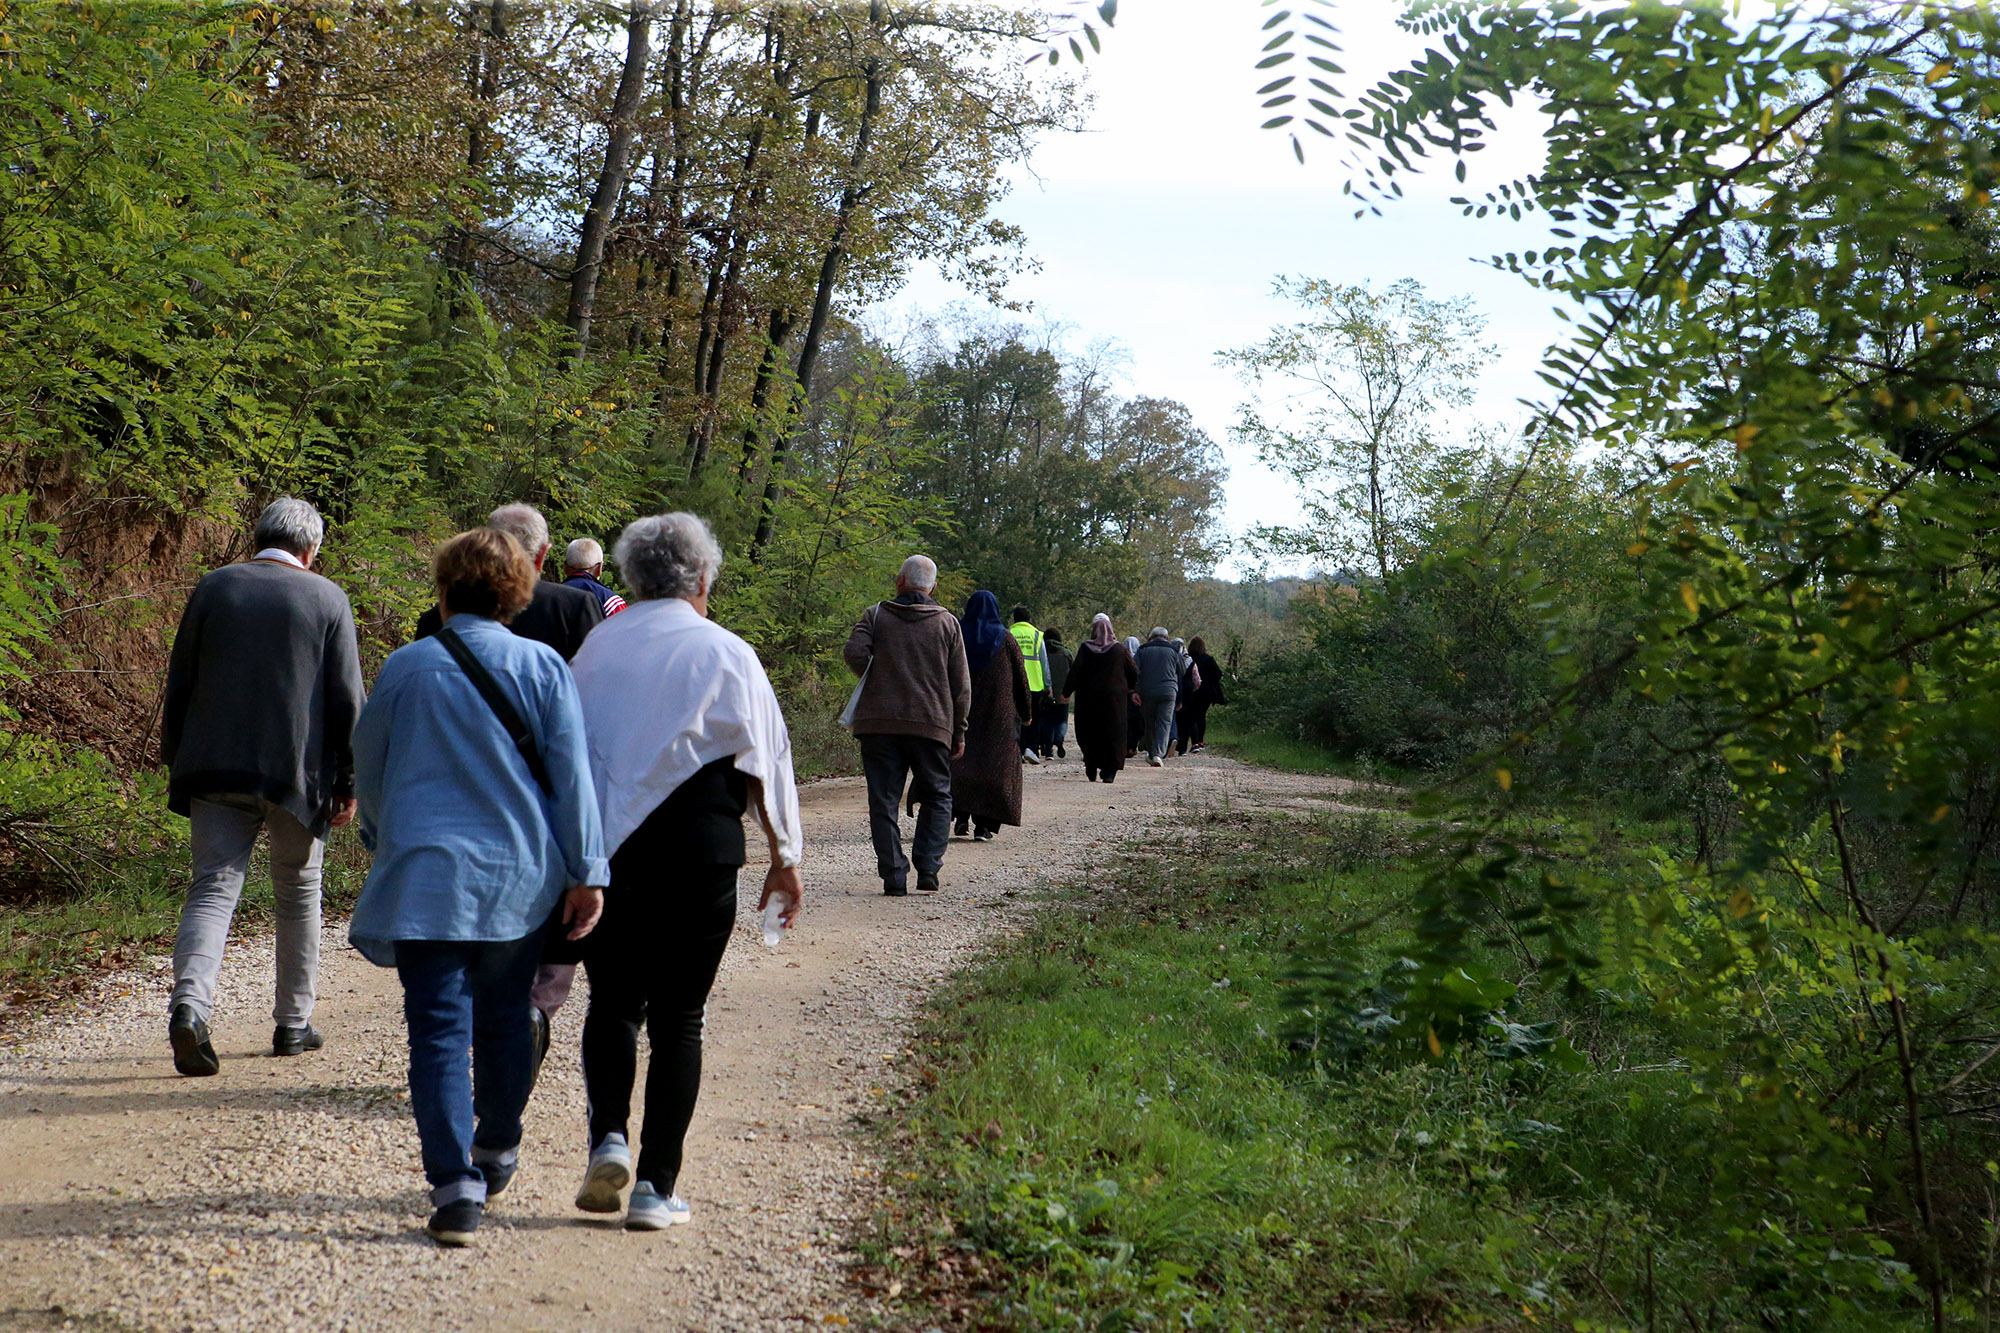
[
  {"x1": 1040, "y1": 628, "x2": 1073, "y2": 759},
  {"x1": 561, "y1": 537, "x2": 627, "y2": 617},
  {"x1": 162, "y1": 497, "x2": 365, "y2": 1077},
  {"x1": 413, "y1": 503, "x2": 603, "y2": 657},
  {"x1": 1134, "y1": 627, "x2": 1183, "y2": 767},
  {"x1": 843, "y1": 555, "x2": 971, "y2": 896}
]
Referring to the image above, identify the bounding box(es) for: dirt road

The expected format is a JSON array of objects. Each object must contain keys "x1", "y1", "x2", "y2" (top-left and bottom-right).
[{"x1": 0, "y1": 753, "x2": 1355, "y2": 1332}]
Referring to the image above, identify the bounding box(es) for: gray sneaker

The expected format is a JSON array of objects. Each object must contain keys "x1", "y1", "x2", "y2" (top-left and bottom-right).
[
  {"x1": 575, "y1": 1132, "x2": 632, "y2": 1213},
  {"x1": 625, "y1": 1181, "x2": 691, "y2": 1231}
]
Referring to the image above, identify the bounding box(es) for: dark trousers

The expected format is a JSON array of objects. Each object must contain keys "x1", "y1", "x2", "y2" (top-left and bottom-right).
[
  {"x1": 1182, "y1": 700, "x2": 1212, "y2": 751},
  {"x1": 1019, "y1": 694, "x2": 1042, "y2": 754},
  {"x1": 581, "y1": 863, "x2": 737, "y2": 1196},
  {"x1": 1039, "y1": 701, "x2": 1070, "y2": 754},
  {"x1": 858, "y1": 733, "x2": 952, "y2": 886},
  {"x1": 395, "y1": 930, "x2": 544, "y2": 1206}
]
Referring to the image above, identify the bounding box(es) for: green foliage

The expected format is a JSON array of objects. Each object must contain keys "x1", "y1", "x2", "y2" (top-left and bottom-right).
[
  {"x1": 1223, "y1": 276, "x2": 1493, "y2": 581},
  {"x1": 905, "y1": 326, "x2": 1228, "y2": 625},
  {"x1": 1223, "y1": 3, "x2": 2000, "y2": 1324},
  {"x1": 875, "y1": 808, "x2": 1930, "y2": 1332}
]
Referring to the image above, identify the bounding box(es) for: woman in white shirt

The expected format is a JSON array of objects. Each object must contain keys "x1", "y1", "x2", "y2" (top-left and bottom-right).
[{"x1": 565, "y1": 512, "x2": 804, "y2": 1231}]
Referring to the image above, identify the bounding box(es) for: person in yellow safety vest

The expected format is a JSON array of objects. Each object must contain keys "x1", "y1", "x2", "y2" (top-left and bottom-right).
[{"x1": 1008, "y1": 605, "x2": 1051, "y2": 765}]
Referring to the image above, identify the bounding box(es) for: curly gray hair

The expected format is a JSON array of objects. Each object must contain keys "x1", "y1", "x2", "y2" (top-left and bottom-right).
[
  {"x1": 253, "y1": 496, "x2": 324, "y2": 556},
  {"x1": 614, "y1": 512, "x2": 723, "y2": 602}
]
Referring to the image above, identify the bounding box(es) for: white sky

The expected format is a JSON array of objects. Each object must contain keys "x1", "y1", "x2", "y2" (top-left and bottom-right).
[{"x1": 880, "y1": 0, "x2": 1564, "y2": 576}]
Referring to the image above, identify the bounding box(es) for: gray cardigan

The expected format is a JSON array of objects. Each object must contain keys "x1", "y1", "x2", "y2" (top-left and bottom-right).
[{"x1": 162, "y1": 560, "x2": 366, "y2": 836}]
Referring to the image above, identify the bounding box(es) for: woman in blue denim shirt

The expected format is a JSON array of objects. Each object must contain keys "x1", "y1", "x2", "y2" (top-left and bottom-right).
[{"x1": 350, "y1": 527, "x2": 609, "y2": 1246}]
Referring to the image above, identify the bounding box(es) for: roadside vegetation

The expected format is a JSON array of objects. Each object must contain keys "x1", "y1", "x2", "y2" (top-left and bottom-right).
[
  {"x1": 0, "y1": 3, "x2": 1262, "y2": 993},
  {"x1": 868, "y1": 6, "x2": 2000, "y2": 1330},
  {"x1": 872, "y1": 802, "x2": 1932, "y2": 1332}
]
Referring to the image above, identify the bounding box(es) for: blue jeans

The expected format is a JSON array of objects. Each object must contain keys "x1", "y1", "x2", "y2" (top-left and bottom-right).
[{"x1": 395, "y1": 932, "x2": 544, "y2": 1206}]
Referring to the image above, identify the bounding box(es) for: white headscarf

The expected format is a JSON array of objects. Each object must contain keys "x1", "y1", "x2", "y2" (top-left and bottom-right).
[{"x1": 569, "y1": 598, "x2": 802, "y2": 866}]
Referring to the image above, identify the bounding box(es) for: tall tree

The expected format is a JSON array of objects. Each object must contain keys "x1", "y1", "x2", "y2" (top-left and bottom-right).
[
  {"x1": 1222, "y1": 277, "x2": 1491, "y2": 582},
  {"x1": 563, "y1": 1, "x2": 657, "y2": 364}
]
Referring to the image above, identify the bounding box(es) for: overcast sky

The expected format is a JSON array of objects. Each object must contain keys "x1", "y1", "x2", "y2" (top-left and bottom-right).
[{"x1": 880, "y1": 1, "x2": 1563, "y2": 576}]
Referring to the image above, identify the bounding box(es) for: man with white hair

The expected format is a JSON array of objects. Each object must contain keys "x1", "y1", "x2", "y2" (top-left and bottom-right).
[
  {"x1": 1133, "y1": 626, "x2": 1184, "y2": 767},
  {"x1": 842, "y1": 556, "x2": 971, "y2": 896},
  {"x1": 561, "y1": 537, "x2": 626, "y2": 618},
  {"x1": 415, "y1": 503, "x2": 603, "y2": 659},
  {"x1": 161, "y1": 496, "x2": 366, "y2": 1076}
]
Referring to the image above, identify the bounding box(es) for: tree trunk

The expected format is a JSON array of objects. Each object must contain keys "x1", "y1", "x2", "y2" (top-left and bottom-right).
[
  {"x1": 444, "y1": 0, "x2": 504, "y2": 326},
  {"x1": 1368, "y1": 434, "x2": 1389, "y2": 583},
  {"x1": 734, "y1": 308, "x2": 798, "y2": 486},
  {"x1": 561, "y1": 0, "x2": 654, "y2": 366},
  {"x1": 749, "y1": 2, "x2": 885, "y2": 563}
]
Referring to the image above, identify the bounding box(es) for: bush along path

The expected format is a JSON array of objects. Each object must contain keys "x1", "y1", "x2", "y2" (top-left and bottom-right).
[
  {"x1": 0, "y1": 754, "x2": 1355, "y2": 1332},
  {"x1": 865, "y1": 797, "x2": 1948, "y2": 1333}
]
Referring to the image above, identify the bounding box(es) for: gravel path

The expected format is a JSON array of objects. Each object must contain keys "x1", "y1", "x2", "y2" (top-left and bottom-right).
[{"x1": 0, "y1": 753, "x2": 1363, "y2": 1332}]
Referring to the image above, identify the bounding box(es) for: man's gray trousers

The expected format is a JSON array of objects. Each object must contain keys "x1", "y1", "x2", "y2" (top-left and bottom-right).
[{"x1": 171, "y1": 794, "x2": 323, "y2": 1026}]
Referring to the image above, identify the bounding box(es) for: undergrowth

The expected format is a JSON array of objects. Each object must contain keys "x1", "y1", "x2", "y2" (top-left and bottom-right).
[{"x1": 861, "y1": 805, "x2": 1929, "y2": 1332}]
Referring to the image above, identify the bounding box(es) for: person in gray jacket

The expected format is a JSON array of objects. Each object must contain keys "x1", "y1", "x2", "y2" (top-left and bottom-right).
[
  {"x1": 843, "y1": 556, "x2": 971, "y2": 896},
  {"x1": 160, "y1": 497, "x2": 365, "y2": 1077},
  {"x1": 1133, "y1": 627, "x2": 1185, "y2": 767}
]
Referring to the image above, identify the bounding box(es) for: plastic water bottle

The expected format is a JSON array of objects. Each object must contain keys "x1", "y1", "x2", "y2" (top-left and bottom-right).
[{"x1": 761, "y1": 898, "x2": 785, "y2": 948}]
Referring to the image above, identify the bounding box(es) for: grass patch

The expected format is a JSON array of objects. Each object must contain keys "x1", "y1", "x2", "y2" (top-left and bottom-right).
[
  {"x1": 1204, "y1": 713, "x2": 1410, "y2": 787},
  {"x1": 863, "y1": 805, "x2": 1927, "y2": 1332},
  {"x1": 0, "y1": 824, "x2": 371, "y2": 1014}
]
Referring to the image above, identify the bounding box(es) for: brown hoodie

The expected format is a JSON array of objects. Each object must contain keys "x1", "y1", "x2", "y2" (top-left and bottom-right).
[{"x1": 843, "y1": 592, "x2": 972, "y2": 748}]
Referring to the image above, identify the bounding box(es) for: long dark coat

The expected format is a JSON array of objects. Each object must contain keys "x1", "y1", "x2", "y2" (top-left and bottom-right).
[
  {"x1": 951, "y1": 635, "x2": 1030, "y2": 826},
  {"x1": 1065, "y1": 643, "x2": 1138, "y2": 778}
]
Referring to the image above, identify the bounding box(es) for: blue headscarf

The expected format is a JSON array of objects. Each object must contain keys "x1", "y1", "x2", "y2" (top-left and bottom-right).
[{"x1": 961, "y1": 590, "x2": 1009, "y2": 676}]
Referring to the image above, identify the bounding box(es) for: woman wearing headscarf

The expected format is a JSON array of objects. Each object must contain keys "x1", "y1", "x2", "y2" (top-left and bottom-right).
[
  {"x1": 349, "y1": 528, "x2": 609, "y2": 1247},
  {"x1": 567, "y1": 513, "x2": 804, "y2": 1232},
  {"x1": 950, "y1": 590, "x2": 1030, "y2": 841},
  {"x1": 1066, "y1": 614, "x2": 1140, "y2": 783}
]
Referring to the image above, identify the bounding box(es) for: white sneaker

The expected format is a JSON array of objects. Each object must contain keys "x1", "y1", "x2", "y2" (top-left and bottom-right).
[
  {"x1": 1022, "y1": 748, "x2": 1042, "y2": 765},
  {"x1": 575, "y1": 1132, "x2": 632, "y2": 1213},
  {"x1": 626, "y1": 1181, "x2": 691, "y2": 1230},
  {"x1": 1149, "y1": 756, "x2": 1163, "y2": 767}
]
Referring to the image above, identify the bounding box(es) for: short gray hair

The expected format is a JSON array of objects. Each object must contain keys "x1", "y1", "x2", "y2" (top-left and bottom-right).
[
  {"x1": 564, "y1": 537, "x2": 604, "y2": 572},
  {"x1": 488, "y1": 503, "x2": 550, "y2": 560},
  {"x1": 253, "y1": 496, "x2": 323, "y2": 556},
  {"x1": 614, "y1": 512, "x2": 723, "y2": 602},
  {"x1": 1151, "y1": 626, "x2": 1170, "y2": 639},
  {"x1": 898, "y1": 554, "x2": 937, "y2": 592}
]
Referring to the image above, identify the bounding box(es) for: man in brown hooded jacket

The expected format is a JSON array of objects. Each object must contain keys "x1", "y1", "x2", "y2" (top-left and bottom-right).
[{"x1": 843, "y1": 555, "x2": 971, "y2": 896}]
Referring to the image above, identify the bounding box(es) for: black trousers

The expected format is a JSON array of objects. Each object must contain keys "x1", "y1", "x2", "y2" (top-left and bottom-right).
[
  {"x1": 859, "y1": 733, "x2": 952, "y2": 884},
  {"x1": 581, "y1": 858, "x2": 737, "y2": 1195},
  {"x1": 1182, "y1": 700, "x2": 1212, "y2": 749}
]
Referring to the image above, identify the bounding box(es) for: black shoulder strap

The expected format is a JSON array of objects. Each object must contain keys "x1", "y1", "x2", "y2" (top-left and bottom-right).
[{"x1": 435, "y1": 624, "x2": 554, "y2": 796}]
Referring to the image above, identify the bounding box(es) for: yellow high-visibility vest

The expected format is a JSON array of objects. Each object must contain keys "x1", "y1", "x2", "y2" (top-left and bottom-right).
[{"x1": 1010, "y1": 621, "x2": 1045, "y2": 692}]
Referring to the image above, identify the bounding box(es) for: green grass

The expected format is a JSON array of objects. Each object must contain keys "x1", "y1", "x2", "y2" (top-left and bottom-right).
[
  {"x1": 0, "y1": 829, "x2": 371, "y2": 1008},
  {"x1": 1204, "y1": 712, "x2": 1411, "y2": 787},
  {"x1": 863, "y1": 806, "x2": 1931, "y2": 1333}
]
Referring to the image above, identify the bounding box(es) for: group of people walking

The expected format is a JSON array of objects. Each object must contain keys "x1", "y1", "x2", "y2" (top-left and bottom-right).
[
  {"x1": 156, "y1": 498, "x2": 1224, "y2": 1248},
  {"x1": 161, "y1": 498, "x2": 800, "y2": 1246},
  {"x1": 841, "y1": 561, "x2": 1226, "y2": 894}
]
